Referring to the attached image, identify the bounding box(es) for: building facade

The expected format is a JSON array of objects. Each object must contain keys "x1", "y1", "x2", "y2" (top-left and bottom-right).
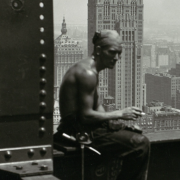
[
  {"x1": 156, "y1": 46, "x2": 170, "y2": 67},
  {"x1": 53, "y1": 100, "x2": 60, "y2": 133},
  {"x1": 143, "y1": 44, "x2": 156, "y2": 68},
  {"x1": 103, "y1": 96, "x2": 116, "y2": 112},
  {"x1": 142, "y1": 83, "x2": 146, "y2": 107},
  {"x1": 88, "y1": 0, "x2": 144, "y2": 109},
  {"x1": 168, "y1": 63, "x2": 180, "y2": 77},
  {"x1": 54, "y1": 17, "x2": 83, "y2": 99},
  {"x1": 111, "y1": 0, "x2": 144, "y2": 109},
  {"x1": 145, "y1": 73, "x2": 180, "y2": 108},
  {"x1": 153, "y1": 112, "x2": 180, "y2": 132}
]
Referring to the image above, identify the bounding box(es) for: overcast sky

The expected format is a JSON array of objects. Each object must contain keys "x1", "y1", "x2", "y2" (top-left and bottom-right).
[{"x1": 53, "y1": 0, "x2": 180, "y2": 25}]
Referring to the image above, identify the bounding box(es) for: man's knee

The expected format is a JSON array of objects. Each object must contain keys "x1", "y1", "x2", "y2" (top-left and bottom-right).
[{"x1": 131, "y1": 134, "x2": 150, "y2": 153}]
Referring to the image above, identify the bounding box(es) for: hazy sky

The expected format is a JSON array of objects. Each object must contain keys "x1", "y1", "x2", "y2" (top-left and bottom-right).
[
  {"x1": 53, "y1": 0, "x2": 88, "y2": 24},
  {"x1": 53, "y1": 0, "x2": 180, "y2": 25}
]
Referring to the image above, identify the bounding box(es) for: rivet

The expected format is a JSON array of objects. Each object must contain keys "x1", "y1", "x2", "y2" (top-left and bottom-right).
[
  {"x1": 40, "y1": 39, "x2": 45, "y2": 45},
  {"x1": 40, "y1": 15, "x2": 44, "y2": 20},
  {"x1": 28, "y1": 149, "x2": 34, "y2": 156},
  {"x1": 13, "y1": 2, "x2": 18, "y2": 7},
  {"x1": 40, "y1": 102, "x2": 46, "y2": 109},
  {"x1": 39, "y1": 90, "x2": 47, "y2": 97},
  {"x1": 40, "y1": 54, "x2": 47, "y2": 61},
  {"x1": 40, "y1": 27, "x2": 45, "y2": 33},
  {"x1": 39, "y1": 127, "x2": 46, "y2": 133},
  {"x1": 40, "y1": 78, "x2": 47, "y2": 85},
  {"x1": 40, "y1": 116, "x2": 46, "y2": 122},
  {"x1": 11, "y1": 0, "x2": 24, "y2": 11},
  {"x1": 40, "y1": 147, "x2": 47, "y2": 155},
  {"x1": 39, "y1": 2, "x2": 44, "y2": 8},
  {"x1": 40, "y1": 66, "x2": 46, "y2": 72},
  {"x1": 40, "y1": 165, "x2": 48, "y2": 170},
  {"x1": 5, "y1": 151, "x2": 12, "y2": 159}
]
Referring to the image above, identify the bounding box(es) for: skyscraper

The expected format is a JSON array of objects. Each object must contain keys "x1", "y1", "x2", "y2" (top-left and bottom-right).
[
  {"x1": 145, "y1": 73, "x2": 180, "y2": 108},
  {"x1": 88, "y1": 0, "x2": 144, "y2": 109},
  {"x1": 54, "y1": 17, "x2": 83, "y2": 99}
]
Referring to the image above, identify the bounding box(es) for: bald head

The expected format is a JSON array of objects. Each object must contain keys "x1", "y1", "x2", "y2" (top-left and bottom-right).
[{"x1": 92, "y1": 30, "x2": 122, "y2": 48}]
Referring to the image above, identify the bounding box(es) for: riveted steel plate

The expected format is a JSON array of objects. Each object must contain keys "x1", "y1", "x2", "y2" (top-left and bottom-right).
[
  {"x1": 0, "y1": 0, "x2": 54, "y2": 149},
  {"x1": 0, "y1": 0, "x2": 54, "y2": 116}
]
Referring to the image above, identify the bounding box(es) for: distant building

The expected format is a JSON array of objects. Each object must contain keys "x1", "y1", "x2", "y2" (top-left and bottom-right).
[
  {"x1": 143, "y1": 100, "x2": 168, "y2": 114},
  {"x1": 142, "y1": 43, "x2": 179, "y2": 71},
  {"x1": 139, "y1": 114, "x2": 154, "y2": 133},
  {"x1": 139, "y1": 111, "x2": 180, "y2": 133},
  {"x1": 88, "y1": 0, "x2": 144, "y2": 109},
  {"x1": 145, "y1": 67, "x2": 169, "y2": 74},
  {"x1": 143, "y1": 44, "x2": 156, "y2": 68},
  {"x1": 153, "y1": 111, "x2": 180, "y2": 132},
  {"x1": 113, "y1": 0, "x2": 144, "y2": 109},
  {"x1": 139, "y1": 106, "x2": 180, "y2": 133},
  {"x1": 145, "y1": 73, "x2": 180, "y2": 108},
  {"x1": 156, "y1": 46, "x2": 170, "y2": 67},
  {"x1": 168, "y1": 63, "x2": 180, "y2": 77},
  {"x1": 143, "y1": 56, "x2": 151, "y2": 67},
  {"x1": 142, "y1": 84, "x2": 146, "y2": 107},
  {"x1": 54, "y1": 17, "x2": 83, "y2": 99},
  {"x1": 103, "y1": 96, "x2": 116, "y2": 112},
  {"x1": 169, "y1": 44, "x2": 180, "y2": 65},
  {"x1": 53, "y1": 100, "x2": 60, "y2": 133}
]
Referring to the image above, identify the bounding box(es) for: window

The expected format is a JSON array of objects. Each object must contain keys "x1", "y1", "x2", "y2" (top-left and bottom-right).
[
  {"x1": 139, "y1": 14, "x2": 142, "y2": 20},
  {"x1": 98, "y1": 13, "x2": 102, "y2": 20}
]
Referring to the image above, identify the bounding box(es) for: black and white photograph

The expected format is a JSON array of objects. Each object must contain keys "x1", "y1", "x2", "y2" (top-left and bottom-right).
[{"x1": 0, "y1": 0, "x2": 180, "y2": 180}]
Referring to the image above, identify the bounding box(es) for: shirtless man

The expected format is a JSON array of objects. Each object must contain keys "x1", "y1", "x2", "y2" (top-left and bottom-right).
[{"x1": 54, "y1": 30, "x2": 150, "y2": 180}]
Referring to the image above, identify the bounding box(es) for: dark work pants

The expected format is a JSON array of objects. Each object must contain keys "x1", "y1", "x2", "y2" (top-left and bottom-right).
[{"x1": 91, "y1": 128, "x2": 150, "y2": 180}]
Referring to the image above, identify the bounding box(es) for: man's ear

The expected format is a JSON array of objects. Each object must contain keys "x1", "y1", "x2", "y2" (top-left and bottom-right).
[{"x1": 95, "y1": 46, "x2": 102, "y2": 56}]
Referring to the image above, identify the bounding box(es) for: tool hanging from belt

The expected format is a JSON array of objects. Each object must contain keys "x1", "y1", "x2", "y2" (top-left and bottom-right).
[{"x1": 62, "y1": 133, "x2": 101, "y2": 180}]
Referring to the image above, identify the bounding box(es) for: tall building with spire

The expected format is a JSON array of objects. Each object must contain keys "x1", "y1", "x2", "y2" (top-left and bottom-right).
[
  {"x1": 54, "y1": 17, "x2": 83, "y2": 99},
  {"x1": 88, "y1": 0, "x2": 144, "y2": 109}
]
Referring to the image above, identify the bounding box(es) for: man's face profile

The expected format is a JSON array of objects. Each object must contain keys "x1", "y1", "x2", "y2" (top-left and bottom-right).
[
  {"x1": 93, "y1": 30, "x2": 122, "y2": 69},
  {"x1": 99, "y1": 38, "x2": 122, "y2": 69}
]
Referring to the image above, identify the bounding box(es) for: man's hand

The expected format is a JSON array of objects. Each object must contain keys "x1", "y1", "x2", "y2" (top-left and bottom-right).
[{"x1": 120, "y1": 107, "x2": 142, "y2": 121}]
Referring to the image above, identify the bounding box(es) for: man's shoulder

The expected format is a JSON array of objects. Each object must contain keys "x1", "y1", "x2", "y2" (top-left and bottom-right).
[
  {"x1": 74, "y1": 59, "x2": 97, "y2": 78},
  {"x1": 73, "y1": 59, "x2": 98, "y2": 87}
]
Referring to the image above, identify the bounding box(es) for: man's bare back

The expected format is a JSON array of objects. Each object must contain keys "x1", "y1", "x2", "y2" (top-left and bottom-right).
[{"x1": 59, "y1": 58, "x2": 99, "y2": 119}]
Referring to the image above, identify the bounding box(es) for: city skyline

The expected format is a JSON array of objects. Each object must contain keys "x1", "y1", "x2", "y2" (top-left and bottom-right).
[{"x1": 53, "y1": 0, "x2": 180, "y2": 134}]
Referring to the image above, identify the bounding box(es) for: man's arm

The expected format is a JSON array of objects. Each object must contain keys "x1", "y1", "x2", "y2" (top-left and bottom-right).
[
  {"x1": 77, "y1": 70, "x2": 142, "y2": 125},
  {"x1": 96, "y1": 88, "x2": 106, "y2": 112},
  {"x1": 96, "y1": 105, "x2": 105, "y2": 112}
]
